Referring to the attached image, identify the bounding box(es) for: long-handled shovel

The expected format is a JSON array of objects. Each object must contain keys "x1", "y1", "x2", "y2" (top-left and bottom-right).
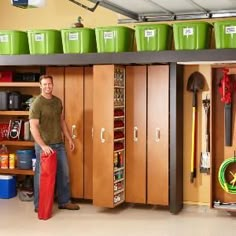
[
  {"x1": 187, "y1": 72, "x2": 204, "y2": 183},
  {"x1": 200, "y1": 96, "x2": 210, "y2": 174}
]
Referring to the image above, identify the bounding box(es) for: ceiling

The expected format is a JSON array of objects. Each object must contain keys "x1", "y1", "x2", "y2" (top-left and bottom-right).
[{"x1": 84, "y1": 0, "x2": 236, "y2": 23}]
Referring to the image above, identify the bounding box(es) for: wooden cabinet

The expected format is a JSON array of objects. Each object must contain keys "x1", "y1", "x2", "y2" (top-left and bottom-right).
[
  {"x1": 83, "y1": 67, "x2": 93, "y2": 199},
  {"x1": 46, "y1": 66, "x2": 93, "y2": 199},
  {"x1": 126, "y1": 66, "x2": 147, "y2": 204},
  {"x1": 93, "y1": 65, "x2": 126, "y2": 207},
  {"x1": 0, "y1": 53, "x2": 184, "y2": 213},
  {"x1": 147, "y1": 65, "x2": 169, "y2": 205},
  {"x1": 65, "y1": 67, "x2": 84, "y2": 199},
  {"x1": 126, "y1": 65, "x2": 169, "y2": 206}
]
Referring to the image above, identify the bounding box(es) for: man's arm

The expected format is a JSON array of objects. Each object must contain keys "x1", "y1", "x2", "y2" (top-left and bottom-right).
[
  {"x1": 29, "y1": 118, "x2": 54, "y2": 154},
  {"x1": 60, "y1": 114, "x2": 75, "y2": 151}
]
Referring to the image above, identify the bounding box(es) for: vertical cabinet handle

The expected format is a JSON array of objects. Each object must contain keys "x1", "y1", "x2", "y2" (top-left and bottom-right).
[
  {"x1": 100, "y1": 128, "x2": 105, "y2": 143},
  {"x1": 133, "y1": 126, "x2": 138, "y2": 142},
  {"x1": 155, "y1": 128, "x2": 160, "y2": 142},
  {"x1": 72, "y1": 125, "x2": 77, "y2": 139}
]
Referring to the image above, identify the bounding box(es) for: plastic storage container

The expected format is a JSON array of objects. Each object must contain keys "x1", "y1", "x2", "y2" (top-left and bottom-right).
[
  {"x1": 61, "y1": 28, "x2": 96, "y2": 53},
  {"x1": 16, "y1": 149, "x2": 35, "y2": 169},
  {"x1": 173, "y1": 21, "x2": 212, "y2": 50},
  {"x1": 0, "y1": 30, "x2": 29, "y2": 55},
  {"x1": 27, "y1": 29, "x2": 62, "y2": 54},
  {"x1": 95, "y1": 26, "x2": 134, "y2": 53},
  {"x1": 0, "y1": 175, "x2": 17, "y2": 199},
  {"x1": 135, "y1": 24, "x2": 172, "y2": 51},
  {"x1": 214, "y1": 20, "x2": 236, "y2": 49}
]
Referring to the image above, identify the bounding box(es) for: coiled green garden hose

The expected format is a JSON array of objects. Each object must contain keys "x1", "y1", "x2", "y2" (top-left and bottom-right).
[{"x1": 218, "y1": 157, "x2": 236, "y2": 194}]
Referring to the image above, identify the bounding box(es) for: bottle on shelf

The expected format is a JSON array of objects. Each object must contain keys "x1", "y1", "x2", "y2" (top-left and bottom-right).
[
  {"x1": 24, "y1": 120, "x2": 31, "y2": 141},
  {"x1": 118, "y1": 151, "x2": 123, "y2": 167},
  {"x1": 0, "y1": 144, "x2": 8, "y2": 169},
  {"x1": 114, "y1": 153, "x2": 119, "y2": 168}
]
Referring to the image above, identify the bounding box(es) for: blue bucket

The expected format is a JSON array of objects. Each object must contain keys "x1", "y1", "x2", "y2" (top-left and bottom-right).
[{"x1": 16, "y1": 149, "x2": 35, "y2": 170}]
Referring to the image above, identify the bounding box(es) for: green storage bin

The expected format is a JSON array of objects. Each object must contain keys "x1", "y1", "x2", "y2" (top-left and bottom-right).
[
  {"x1": 135, "y1": 24, "x2": 172, "y2": 51},
  {"x1": 61, "y1": 28, "x2": 97, "y2": 53},
  {"x1": 27, "y1": 29, "x2": 62, "y2": 54},
  {"x1": 0, "y1": 30, "x2": 29, "y2": 55},
  {"x1": 214, "y1": 20, "x2": 236, "y2": 49},
  {"x1": 173, "y1": 22, "x2": 212, "y2": 50},
  {"x1": 95, "y1": 26, "x2": 134, "y2": 53}
]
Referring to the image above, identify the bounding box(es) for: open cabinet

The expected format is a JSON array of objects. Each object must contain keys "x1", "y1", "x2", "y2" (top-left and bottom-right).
[
  {"x1": 93, "y1": 65, "x2": 126, "y2": 207},
  {"x1": 93, "y1": 63, "x2": 183, "y2": 213},
  {"x1": 0, "y1": 66, "x2": 41, "y2": 176}
]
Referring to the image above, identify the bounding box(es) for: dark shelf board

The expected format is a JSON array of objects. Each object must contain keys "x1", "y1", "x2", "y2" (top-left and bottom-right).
[
  {"x1": 0, "y1": 168, "x2": 34, "y2": 175},
  {"x1": 0, "y1": 140, "x2": 34, "y2": 146},
  {"x1": 1, "y1": 49, "x2": 236, "y2": 66}
]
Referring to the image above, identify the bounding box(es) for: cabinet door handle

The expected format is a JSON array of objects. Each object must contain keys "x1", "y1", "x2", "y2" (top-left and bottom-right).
[
  {"x1": 155, "y1": 128, "x2": 160, "y2": 142},
  {"x1": 72, "y1": 125, "x2": 77, "y2": 139},
  {"x1": 133, "y1": 126, "x2": 138, "y2": 142},
  {"x1": 100, "y1": 128, "x2": 105, "y2": 143}
]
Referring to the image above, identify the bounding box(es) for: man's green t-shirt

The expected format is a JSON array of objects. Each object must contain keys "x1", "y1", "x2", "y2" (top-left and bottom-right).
[{"x1": 29, "y1": 95, "x2": 63, "y2": 145}]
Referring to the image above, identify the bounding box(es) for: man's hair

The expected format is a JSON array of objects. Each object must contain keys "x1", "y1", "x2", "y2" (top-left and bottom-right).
[{"x1": 39, "y1": 75, "x2": 53, "y2": 84}]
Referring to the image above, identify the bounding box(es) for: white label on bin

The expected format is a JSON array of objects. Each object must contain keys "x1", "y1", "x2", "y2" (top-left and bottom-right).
[
  {"x1": 183, "y1": 27, "x2": 194, "y2": 36},
  {"x1": 145, "y1": 30, "x2": 155, "y2": 38},
  {"x1": 104, "y1": 31, "x2": 114, "y2": 39},
  {"x1": 0, "y1": 35, "x2": 9, "y2": 43},
  {"x1": 68, "y1": 32, "x2": 79, "y2": 41},
  {"x1": 34, "y1": 33, "x2": 44, "y2": 42},
  {"x1": 225, "y1": 26, "x2": 236, "y2": 34}
]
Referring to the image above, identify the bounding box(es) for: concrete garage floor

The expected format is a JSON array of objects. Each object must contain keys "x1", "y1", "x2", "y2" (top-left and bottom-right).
[{"x1": 0, "y1": 197, "x2": 235, "y2": 236}]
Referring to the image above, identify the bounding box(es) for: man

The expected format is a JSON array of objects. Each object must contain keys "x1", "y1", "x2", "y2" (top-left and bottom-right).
[{"x1": 29, "y1": 74, "x2": 79, "y2": 212}]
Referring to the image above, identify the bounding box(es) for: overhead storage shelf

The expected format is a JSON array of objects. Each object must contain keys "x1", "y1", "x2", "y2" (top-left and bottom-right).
[{"x1": 1, "y1": 49, "x2": 236, "y2": 66}]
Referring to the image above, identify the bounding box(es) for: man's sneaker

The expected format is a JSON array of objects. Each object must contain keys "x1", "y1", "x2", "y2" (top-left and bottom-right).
[{"x1": 58, "y1": 203, "x2": 80, "y2": 210}]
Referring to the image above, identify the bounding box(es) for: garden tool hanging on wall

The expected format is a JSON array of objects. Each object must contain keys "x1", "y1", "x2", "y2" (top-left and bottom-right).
[
  {"x1": 187, "y1": 71, "x2": 204, "y2": 183},
  {"x1": 200, "y1": 95, "x2": 210, "y2": 174},
  {"x1": 218, "y1": 68, "x2": 235, "y2": 146}
]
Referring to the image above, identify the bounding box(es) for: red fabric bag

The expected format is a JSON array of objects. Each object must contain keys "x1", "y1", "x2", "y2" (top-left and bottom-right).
[{"x1": 38, "y1": 151, "x2": 57, "y2": 220}]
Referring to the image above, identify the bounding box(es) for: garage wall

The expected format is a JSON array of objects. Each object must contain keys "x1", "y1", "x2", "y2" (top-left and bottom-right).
[{"x1": 0, "y1": 0, "x2": 119, "y2": 29}]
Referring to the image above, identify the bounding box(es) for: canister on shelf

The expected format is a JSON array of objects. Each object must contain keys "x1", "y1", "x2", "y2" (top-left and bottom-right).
[
  {"x1": 1, "y1": 155, "x2": 8, "y2": 169},
  {"x1": 9, "y1": 153, "x2": 16, "y2": 169}
]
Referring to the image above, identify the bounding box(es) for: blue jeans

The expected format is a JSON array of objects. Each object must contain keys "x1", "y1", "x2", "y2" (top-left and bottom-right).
[{"x1": 34, "y1": 143, "x2": 71, "y2": 209}]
